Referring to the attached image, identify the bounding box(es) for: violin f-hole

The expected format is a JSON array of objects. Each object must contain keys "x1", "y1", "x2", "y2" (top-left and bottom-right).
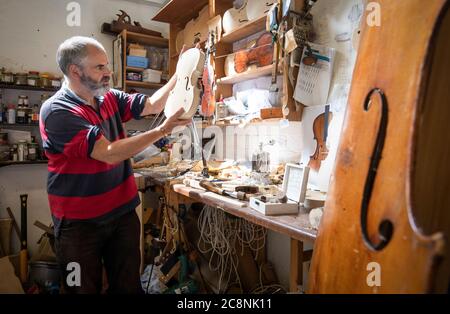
[
  {"x1": 184, "y1": 76, "x2": 190, "y2": 91},
  {"x1": 360, "y1": 88, "x2": 394, "y2": 251}
]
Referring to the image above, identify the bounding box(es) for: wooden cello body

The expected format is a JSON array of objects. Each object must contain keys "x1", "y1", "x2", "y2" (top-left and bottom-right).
[{"x1": 309, "y1": 0, "x2": 450, "y2": 293}]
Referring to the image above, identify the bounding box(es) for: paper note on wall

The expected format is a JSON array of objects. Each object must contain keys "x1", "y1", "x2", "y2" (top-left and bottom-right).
[{"x1": 293, "y1": 43, "x2": 335, "y2": 107}]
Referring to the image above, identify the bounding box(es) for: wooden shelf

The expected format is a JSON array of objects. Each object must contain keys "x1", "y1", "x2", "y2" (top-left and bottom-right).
[
  {"x1": 126, "y1": 80, "x2": 164, "y2": 89},
  {"x1": 0, "y1": 123, "x2": 39, "y2": 127},
  {"x1": 152, "y1": 0, "x2": 209, "y2": 26},
  {"x1": 0, "y1": 160, "x2": 47, "y2": 168},
  {"x1": 216, "y1": 64, "x2": 273, "y2": 85},
  {"x1": 126, "y1": 66, "x2": 146, "y2": 72},
  {"x1": 126, "y1": 31, "x2": 169, "y2": 48},
  {"x1": 0, "y1": 84, "x2": 58, "y2": 92},
  {"x1": 220, "y1": 15, "x2": 267, "y2": 44}
]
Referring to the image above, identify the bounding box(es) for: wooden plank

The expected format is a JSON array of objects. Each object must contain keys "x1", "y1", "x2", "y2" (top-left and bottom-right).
[
  {"x1": 0, "y1": 84, "x2": 58, "y2": 92},
  {"x1": 33, "y1": 221, "x2": 54, "y2": 236},
  {"x1": 289, "y1": 239, "x2": 303, "y2": 292},
  {"x1": 220, "y1": 15, "x2": 267, "y2": 44},
  {"x1": 172, "y1": 184, "x2": 317, "y2": 242},
  {"x1": 126, "y1": 31, "x2": 169, "y2": 48},
  {"x1": 152, "y1": 0, "x2": 209, "y2": 27},
  {"x1": 126, "y1": 66, "x2": 146, "y2": 72},
  {"x1": 126, "y1": 80, "x2": 164, "y2": 89},
  {"x1": 217, "y1": 65, "x2": 273, "y2": 85}
]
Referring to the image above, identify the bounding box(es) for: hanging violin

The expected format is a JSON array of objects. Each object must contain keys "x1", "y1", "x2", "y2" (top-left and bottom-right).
[
  {"x1": 200, "y1": 31, "x2": 216, "y2": 118},
  {"x1": 308, "y1": 105, "x2": 333, "y2": 172}
]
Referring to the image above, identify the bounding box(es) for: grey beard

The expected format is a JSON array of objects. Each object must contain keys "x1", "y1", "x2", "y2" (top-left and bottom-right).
[{"x1": 80, "y1": 73, "x2": 110, "y2": 97}]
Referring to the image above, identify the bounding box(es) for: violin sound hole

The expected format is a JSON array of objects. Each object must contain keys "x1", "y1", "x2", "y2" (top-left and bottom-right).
[
  {"x1": 360, "y1": 88, "x2": 394, "y2": 251},
  {"x1": 185, "y1": 76, "x2": 190, "y2": 91}
]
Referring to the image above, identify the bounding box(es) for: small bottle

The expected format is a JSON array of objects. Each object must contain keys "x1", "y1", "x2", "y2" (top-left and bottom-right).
[
  {"x1": 7, "y1": 104, "x2": 16, "y2": 124},
  {"x1": 16, "y1": 104, "x2": 25, "y2": 124},
  {"x1": 32, "y1": 104, "x2": 40, "y2": 124}
]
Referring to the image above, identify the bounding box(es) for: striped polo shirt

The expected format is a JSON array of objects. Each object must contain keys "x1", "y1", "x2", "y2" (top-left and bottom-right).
[{"x1": 39, "y1": 85, "x2": 147, "y2": 233}]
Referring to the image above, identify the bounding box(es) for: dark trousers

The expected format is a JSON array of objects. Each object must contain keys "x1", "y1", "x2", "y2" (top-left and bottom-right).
[{"x1": 55, "y1": 210, "x2": 143, "y2": 294}]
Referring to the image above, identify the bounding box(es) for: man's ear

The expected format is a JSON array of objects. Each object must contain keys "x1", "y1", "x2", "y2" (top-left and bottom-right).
[{"x1": 68, "y1": 64, "x2": 81, "y2": 79}]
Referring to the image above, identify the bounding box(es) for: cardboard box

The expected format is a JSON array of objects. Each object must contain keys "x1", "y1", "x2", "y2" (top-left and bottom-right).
[
  {"x1": 127, "y1": 55, "x2": 149, "y2": 68},
  {"x1": 128, "y1": 44, "x2": 147, "y2": 57},
  {"x1": 260, "y1": 107, "x2": 283, "y2": 119}
]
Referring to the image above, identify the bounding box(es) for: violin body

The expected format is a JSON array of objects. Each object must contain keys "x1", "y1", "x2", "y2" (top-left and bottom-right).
[
  {"x1": 223, "y1": 1, "x2": 248, "y2": 34},
  {"x1": 200, "y1": 34, "x2": 216, "y2": 118},
  {"x1": 309, "y1": 0, "x2": 450, "y2": 293},
  {"x1": 246, "y1": 0, "x2": 276, "y2": 21},
  {"x1": 309, "y1": 111, "x2": 333, "y2": 172},
  {"x1": 234, "y1": 32, "x2": 273, "y2": 73},
  {"x1": 164, "y1": 48, "x2": 205, "y2": 120}
]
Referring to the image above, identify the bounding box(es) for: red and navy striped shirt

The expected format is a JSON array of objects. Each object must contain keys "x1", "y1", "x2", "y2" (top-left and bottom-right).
[{"x1": 39, "y1": 85, "x2": 147, "y2": 232}]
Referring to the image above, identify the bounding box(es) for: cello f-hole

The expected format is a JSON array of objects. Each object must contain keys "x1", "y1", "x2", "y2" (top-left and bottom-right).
[{"x1": 360, "y1": 88, "x2": 394, "y2": 251}]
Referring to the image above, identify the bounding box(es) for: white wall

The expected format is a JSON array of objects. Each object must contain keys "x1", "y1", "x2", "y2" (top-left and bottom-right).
[
  {"x1": 0, "y1": 0, "x2": 168, "y2": 74},
  {"x1": 0, "y1": 0, "x2": 168, "y2": 256}
]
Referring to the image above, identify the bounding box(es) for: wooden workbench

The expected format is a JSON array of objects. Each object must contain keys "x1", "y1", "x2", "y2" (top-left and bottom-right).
[{"x1": 134, "y1": 169, "x2": 318, "y2": 292}]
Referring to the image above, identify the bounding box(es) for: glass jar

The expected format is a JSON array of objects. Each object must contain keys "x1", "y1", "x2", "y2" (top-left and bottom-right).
[
  {"x1": 18, "y1": 95, "x2": 28, "y2": 106},
  {"x1": 27, "y1": 143, "x2": 38, "y2": 161},
  {"x1": 16, "y1": 104, "x2": 26, "y2": 124},
  {"x1": 14, "y1": 73, "x2": 28, "y2": 85},
  {"x1": 2, "y1": 71, "x2": 14, "y2": 84},
  {"x1": 40, "y1": 74, "x2": 51, "y2": 88},
  {"x1": 25, "y1": 106, "x2": 32, "y2": 124},
  {"x1": 51, "y1": 77, "x2": 61, "y2": 88},
  {"x1": 27, "y1": 71, "x2": 40, "y2": 87}
]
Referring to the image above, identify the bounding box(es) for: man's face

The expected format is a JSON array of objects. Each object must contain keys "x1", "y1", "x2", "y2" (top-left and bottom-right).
[{"x1": 77, "y1": 45, "x2": 111, "y2": 97}]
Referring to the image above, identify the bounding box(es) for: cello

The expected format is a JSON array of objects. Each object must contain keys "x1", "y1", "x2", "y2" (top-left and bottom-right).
[{"x1": 309, "y1": 0, "x2": 450, "y2": 293}]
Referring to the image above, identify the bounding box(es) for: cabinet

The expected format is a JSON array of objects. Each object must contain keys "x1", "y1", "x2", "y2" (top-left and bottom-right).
[
  {"x1": 117, "y1": 30, "x2": 169, "y2": 92},
  {"x1": 152, "y1": 0, "x2": 305, "y2": 122}
]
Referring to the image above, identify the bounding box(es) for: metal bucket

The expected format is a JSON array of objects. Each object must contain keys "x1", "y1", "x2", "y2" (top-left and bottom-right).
[{"x1": 29, "y1": 261, "x2": 61, "y2": 290}]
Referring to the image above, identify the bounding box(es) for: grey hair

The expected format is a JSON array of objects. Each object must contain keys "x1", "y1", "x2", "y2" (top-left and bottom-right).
[{"x1": 56, "y1": 36, "x2": 106, "y2": 75}]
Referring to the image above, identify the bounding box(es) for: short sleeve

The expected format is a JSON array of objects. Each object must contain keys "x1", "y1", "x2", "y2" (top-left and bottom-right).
[
  {"x1": 43, "y1": 110, "x2": 103, "y2": 159},
  {"x1": 109, "y1": 89, "x2": 147, "y2": 123}
]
